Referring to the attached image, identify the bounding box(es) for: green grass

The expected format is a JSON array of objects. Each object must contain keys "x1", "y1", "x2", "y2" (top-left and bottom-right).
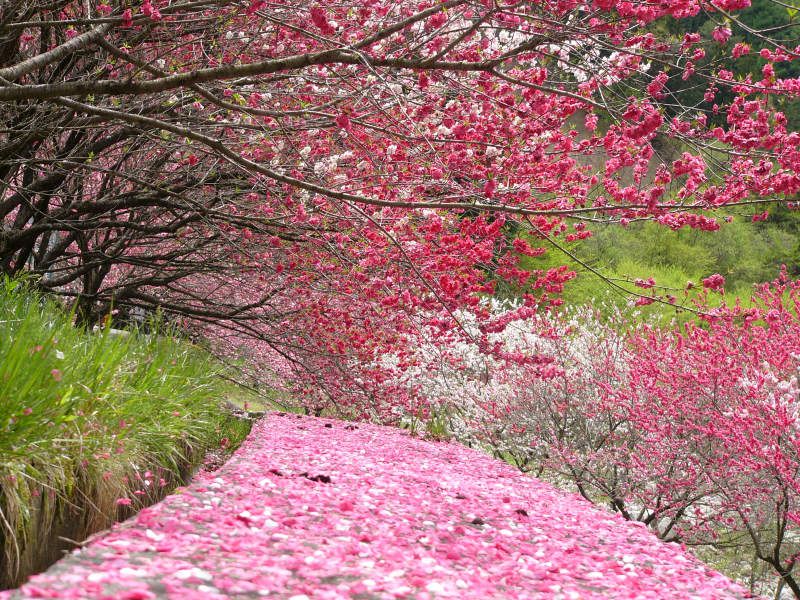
[
  {"x1": 225, "y1": 386, "x2": 298, "y2": 413},
  {"x1": 0, "y1": 278, "x2": 252, "y2": 588},
  {"x1": 513, "y1": 212, "x2": 799, "y2": 323}
]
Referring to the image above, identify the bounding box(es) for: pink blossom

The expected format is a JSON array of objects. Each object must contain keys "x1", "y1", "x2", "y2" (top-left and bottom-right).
[
  {"x1": 712, "y1": 26, "x2": 732, "y2": 44},
  {"x1": 309, "y1": 7, "x2": 334, "y2": 35},
  {"x1": 732, "y1": 42, "x2": 750, "y2": 58},
  {"x1": 702, "y1": 273, "x2": 725, "y2": 291},
  {"x1": 334, "y1": 113, "x2": 351, "y2": 131}
]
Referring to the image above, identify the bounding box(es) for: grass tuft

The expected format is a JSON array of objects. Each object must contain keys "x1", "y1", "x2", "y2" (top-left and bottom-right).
[{"x1": 0, "y1": 278, "x2": 252, "y2": 588}]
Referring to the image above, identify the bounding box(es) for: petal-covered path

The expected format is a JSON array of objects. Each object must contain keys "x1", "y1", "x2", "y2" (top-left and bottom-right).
[{"x1": 3, "y1": 413, "x2": 756, "y2": 599}]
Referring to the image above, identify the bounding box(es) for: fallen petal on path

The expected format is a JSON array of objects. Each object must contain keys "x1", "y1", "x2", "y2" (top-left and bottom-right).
[{"x1": 1, "y1": 413, "x2": 757, "y2": 599}]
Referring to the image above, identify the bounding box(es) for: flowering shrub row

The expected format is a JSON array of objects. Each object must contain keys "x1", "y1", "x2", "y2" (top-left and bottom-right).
[{"x1": 394, "y1": 273, "x2": 800, "y2": 597}]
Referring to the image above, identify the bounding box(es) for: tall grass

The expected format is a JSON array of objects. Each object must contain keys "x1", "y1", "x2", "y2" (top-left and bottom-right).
[{"x1": 0, "y1": 278, "x2": 252, "y2": 588}]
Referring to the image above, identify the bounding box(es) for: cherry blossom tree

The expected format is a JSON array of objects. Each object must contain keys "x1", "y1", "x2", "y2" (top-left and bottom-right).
[
  {"x1": 404, "y1": 280, "x2": 800, "y2": 596},
  {"x1": 620, "y1": 274, "x2": 800, "y2": 596},
  {"x1": 5, "y1": 2, "x2": 800, "y2": 593},
  {"x1": 2, "y1": 0, "x2": 800, "y2": 409}
]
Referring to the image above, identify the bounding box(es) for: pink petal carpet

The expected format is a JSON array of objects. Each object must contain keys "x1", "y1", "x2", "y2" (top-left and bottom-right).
[{"x1": 2, "y1": 413, "x2": 756, "y2": 599}]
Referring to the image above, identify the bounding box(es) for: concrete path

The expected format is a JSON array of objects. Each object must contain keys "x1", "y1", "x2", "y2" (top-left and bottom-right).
[{"x1": 2, "y1": 413, "x2": 756, "y2": 599}]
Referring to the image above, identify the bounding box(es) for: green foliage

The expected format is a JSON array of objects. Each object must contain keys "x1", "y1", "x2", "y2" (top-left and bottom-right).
[
  {"x1": 0, "y1": 278, "x2": 252, "y2": 587},
  {"x1": 400, "y1": 405, "x2": 453, "y2": 441},
  {"x1": 424, "y1": 409, "x2": 454, "y2": 441},
  {"x1": 517, "y1": 210, "x2": 800, "y2": 320},
  {"x1": 227, "y1": 387, "x2": 301, "y2": 414}
]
